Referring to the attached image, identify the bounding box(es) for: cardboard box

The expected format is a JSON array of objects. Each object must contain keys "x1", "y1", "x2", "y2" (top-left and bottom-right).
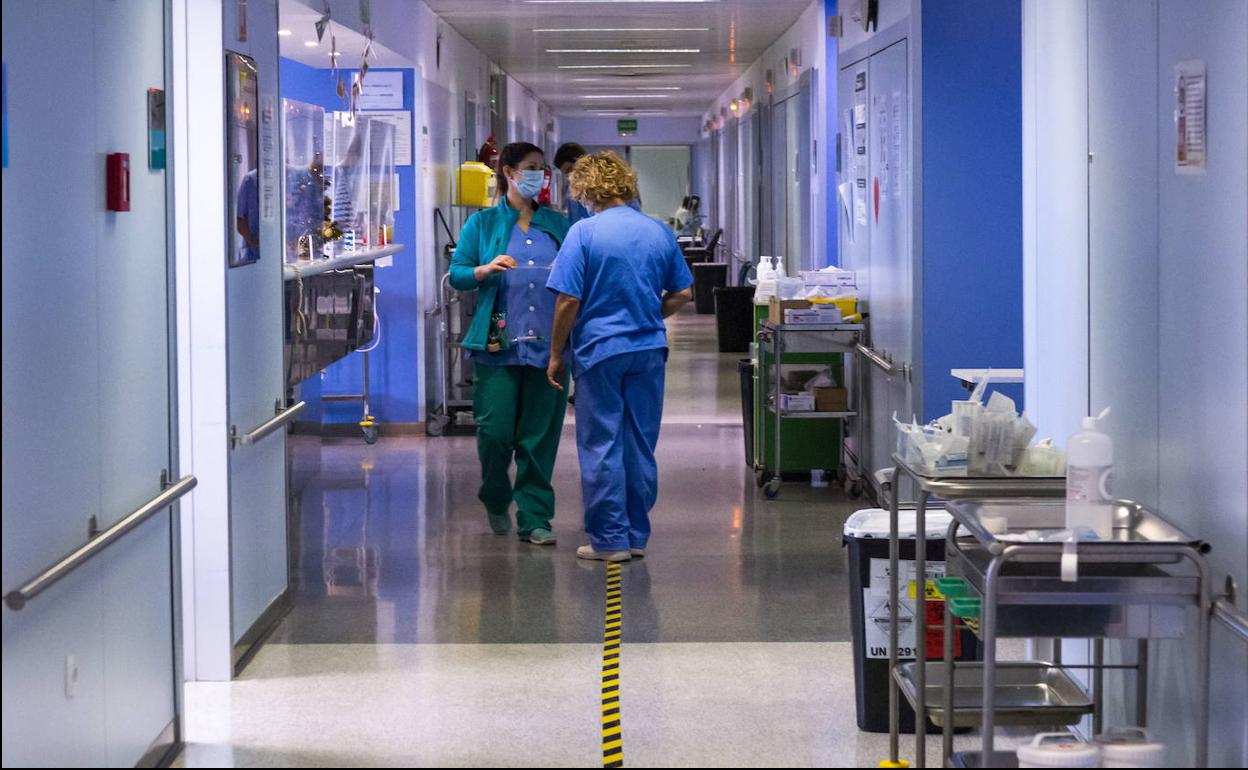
[
  {"x1": 780, "y1": 393, "x2": 816, "y2": 412},
  {"x1": 768, "y1": 297, "x2": 811, "y2": 324},
  {"x1": 815, "y1": 387, "x2": 850, "y2": 413}
]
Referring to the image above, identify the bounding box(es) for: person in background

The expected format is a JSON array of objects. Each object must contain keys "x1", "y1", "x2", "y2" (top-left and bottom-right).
[
  {"x1": 235, "y1": 167, "x2": 261, "y2": 263},
  {"x1": 673, "y1": 194, "x2": 702, "y2": 237},
  {"x1": 554, "y1": 142, "x2": 642, "y2": 224},
  {"x1": 545, "y1": 151, "x2": 693, "y2": 562},
  {"x1": 449, "y1": 142, "x2": 571, "y2": 545}
]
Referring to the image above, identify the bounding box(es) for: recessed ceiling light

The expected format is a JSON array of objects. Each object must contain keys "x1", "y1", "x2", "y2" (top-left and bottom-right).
[
  {"x1": 534, "y1": 27, "x2": 710, "y2": 33},
  {"x1": 557, "y1": 64, "x2": 693, "y2": 70},
  {"x1": 303, "y1": 40, "x2": 319, "y2": 47},
  {"x1": 635, "y1": 86, "x2": 682, "y2": 91},
  {"x1": 278, "y1": 29, "x2": 293, "y2": 36},
  {"x1": 547, "y1": 48, "x2": 700, "y2": 54},
  {"x1": 581, "y1": 94, "x2": 672, "y2": 99}
]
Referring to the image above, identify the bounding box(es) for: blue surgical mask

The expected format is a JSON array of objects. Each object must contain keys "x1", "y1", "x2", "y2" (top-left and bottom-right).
[{"x1": 514, "y1": 169, "x2": 545, "y2": 199}]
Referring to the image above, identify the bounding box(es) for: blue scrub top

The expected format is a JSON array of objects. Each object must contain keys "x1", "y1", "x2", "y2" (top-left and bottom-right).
[
  {"x1": 472, "y1": 224, "x2": 561, "y2": 369},
  {"x1": 236, "y1": 168, "x2": 260, "y2": 263},
  {"x1": 567, "y1": 196, "x2": 642, "y2": 225},
  {"x1": 546, "y1": 205, "x2": 693, "y2": 378}
]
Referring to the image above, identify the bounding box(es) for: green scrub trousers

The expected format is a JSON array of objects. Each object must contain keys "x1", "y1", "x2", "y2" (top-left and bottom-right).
[{"x1": 473, "y1": 362, "x2": 568, "y2": 535}]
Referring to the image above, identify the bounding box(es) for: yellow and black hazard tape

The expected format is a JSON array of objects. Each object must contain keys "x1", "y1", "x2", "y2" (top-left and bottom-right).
[{"x1": 601, "y1": 561, "x2": 624, "y2": 768}]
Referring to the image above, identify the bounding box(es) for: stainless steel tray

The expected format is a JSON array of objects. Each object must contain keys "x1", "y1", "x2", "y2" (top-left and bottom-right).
[
  {"x1": 893, "y1": 661, "x2": 1092, "y2": 728},
  {"x1": 951, "y1": 751, "x2": 1020, "y2": 768},
  {"x1": 947, "y1": 499, "x2": 1206, "y2": 560}
]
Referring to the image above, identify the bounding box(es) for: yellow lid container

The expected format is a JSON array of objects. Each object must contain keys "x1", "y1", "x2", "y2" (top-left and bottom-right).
[
  {"x1": 457, "y1": 161, "x2": 495, "y2": 207},
  {"x1": 810, "y1": 296, "x2": 858, "y2": 317}
]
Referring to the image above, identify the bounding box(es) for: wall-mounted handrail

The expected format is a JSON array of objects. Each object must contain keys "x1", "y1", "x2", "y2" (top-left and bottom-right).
[
  {"x1": 856, "y1": 343, "x2": 906, "y2": 377},
  {"x1": 231, "y1": 401, "x2": 305, "y2": 449},
  {"x1": 4, "y1": 475, "x2": 197, "y2": 611},
  {"x1": 1213, "y1": 597, "x2": 1248, "y2": 644}
]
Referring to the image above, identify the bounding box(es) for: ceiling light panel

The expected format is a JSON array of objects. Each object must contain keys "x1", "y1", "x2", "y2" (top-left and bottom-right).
[{"x1": 546, "y1": 48, "x2": 700, "y2": 54}]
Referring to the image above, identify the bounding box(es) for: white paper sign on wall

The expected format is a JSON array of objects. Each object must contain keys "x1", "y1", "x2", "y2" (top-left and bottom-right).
[{"x1": 353, "y1": 71, "x2": 404, "y2": 110}]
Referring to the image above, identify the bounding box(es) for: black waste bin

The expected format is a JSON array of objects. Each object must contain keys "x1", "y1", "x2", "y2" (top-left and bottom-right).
[
  {"x1": 842, "y1": 509, "x2": 982, "y2": 733},
  {"x1": 714, "y1": 286, "x2": 756, "y2": 352},
  {"x1": 692, "y1": 262, "x2": 728, "y2": 314},
  {"x1": 738, "y1": 359, "x2": 754, "y2": 468}
]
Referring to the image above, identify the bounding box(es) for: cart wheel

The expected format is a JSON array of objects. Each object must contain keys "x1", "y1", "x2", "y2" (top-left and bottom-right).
[
  {"x1": 755, "y1": 469, "x2": 773, "y2": 489},
  {"x1": 427, "y1": 415, "x2": 449, "y2": 437},
  {"x1": 362, "y1": 424, "x2": 379, "y2": 444},
  {"x1": 764, "y1": 478, "x2": 781, "y2": 499},
  {"x1": 849, "y1": 480, "x2": 864, "y2": 499}
]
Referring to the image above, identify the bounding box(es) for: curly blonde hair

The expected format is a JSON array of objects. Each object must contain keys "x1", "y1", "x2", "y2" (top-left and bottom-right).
[{"x1": 568, "y1": 150, "x2": 639, "y2": 209}]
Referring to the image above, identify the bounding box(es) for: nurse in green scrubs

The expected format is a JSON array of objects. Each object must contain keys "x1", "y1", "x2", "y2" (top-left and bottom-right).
[{"x1": 450, "y1": 142, "x2": 571, "y2": 544}]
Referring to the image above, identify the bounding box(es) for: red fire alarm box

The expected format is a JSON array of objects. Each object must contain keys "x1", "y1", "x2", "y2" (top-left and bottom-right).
[
  {"x1": 537, "y1": 167, "x2": 553, "y2": 206},
  {"x1": 107, "y1": 152, "x2": 130, "y2": 211}
]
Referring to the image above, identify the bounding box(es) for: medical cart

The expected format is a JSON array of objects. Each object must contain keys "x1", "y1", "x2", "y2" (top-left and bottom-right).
[
  {"x1": 879, "y1": 457, "x2": 1214, "y2": 769},
  {"x1": 753, "y1": 321, "x2": 863, "y2": 498}
]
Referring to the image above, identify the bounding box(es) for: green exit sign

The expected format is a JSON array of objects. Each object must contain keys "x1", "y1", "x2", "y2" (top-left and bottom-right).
[{"x1": 617, "y1": 119, "x2": 638, "y2": 134}]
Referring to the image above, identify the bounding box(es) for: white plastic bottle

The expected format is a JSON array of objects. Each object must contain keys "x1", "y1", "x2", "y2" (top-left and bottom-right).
[
  {"x1": 1065, "y1": 409, "x2": 1114, "y2": 539},
  {"x1": 754, "y1": 256, "x2": 777, "y2": 304}
]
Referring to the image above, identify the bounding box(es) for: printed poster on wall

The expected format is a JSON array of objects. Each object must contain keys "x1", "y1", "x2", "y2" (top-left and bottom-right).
[
  {"x1": 359, "y1": 110, "x2": 413, "y2": 166},
  {"x1": 353, "y1": 70, "x2": 403, "y2": 110},
  {"x1": 1174, "y1": 60, "x2": 1206, "y2": 174}
]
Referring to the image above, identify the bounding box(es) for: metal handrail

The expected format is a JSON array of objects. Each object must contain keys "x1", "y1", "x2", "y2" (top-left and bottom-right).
[
  {"x1": 4, "y1": 475, "x2": 197, "y2": 611},
  {"x1": 231, "y1": 400, "x2": 306, "y2": 449},
  {"x1": 856, "y1": 343, "x2": 906, "y2": 376},
  {"x1": 1213, "y1": 597, "x2": 1248, "y2": 643}
]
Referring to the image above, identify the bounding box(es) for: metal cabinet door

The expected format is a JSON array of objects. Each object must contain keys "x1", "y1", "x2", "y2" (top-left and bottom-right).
[
  {"x1": 866, "y1": 40, "x2": 914, "y2": 479},
  {"x1": 222, "y1": 0, "x2": 290, "y2": 666},
  {"x1": 838, "y1": 58, "x2": 873, "y2": 476},
  {"x1": 2, "y1": 0, "x2": 181, "y2": 765}
]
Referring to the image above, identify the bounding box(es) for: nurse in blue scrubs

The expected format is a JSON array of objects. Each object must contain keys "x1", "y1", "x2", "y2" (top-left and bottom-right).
[
  {"x1": 450, "y1": 142, "x2": 571, "y2": 545},
  {"x1": 555, "y1": 142, "x2": 644, "y2": 224},
  {"x1": 546, "y1": 151, "x2": 693, "y2": 562}
]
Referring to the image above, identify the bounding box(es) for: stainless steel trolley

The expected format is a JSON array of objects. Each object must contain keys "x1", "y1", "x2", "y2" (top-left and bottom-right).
[
  {"x1": 882, "y1": 457, "x2": 1215, "y2": 769},
  {"x1": 883, "y1": 459, "x2": 1066, "y2": 768}
]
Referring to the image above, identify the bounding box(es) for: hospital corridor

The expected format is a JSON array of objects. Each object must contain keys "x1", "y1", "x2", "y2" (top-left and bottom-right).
[{"x1": 2, "y1": 1, "x2": 1247, "y2": 768}]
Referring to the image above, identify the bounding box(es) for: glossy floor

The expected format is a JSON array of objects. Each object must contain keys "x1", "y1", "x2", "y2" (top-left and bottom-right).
[{"x1": 180, "y1": 308, "x2": 945, "y2": 767}]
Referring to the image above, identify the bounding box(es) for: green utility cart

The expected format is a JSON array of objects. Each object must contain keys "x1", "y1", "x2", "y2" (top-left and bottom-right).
[{"x1": 752, "y1": 308, "x2": 863, "y2": 498}]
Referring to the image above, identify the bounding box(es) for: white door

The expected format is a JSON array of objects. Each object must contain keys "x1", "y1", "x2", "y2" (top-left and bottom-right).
[
  {"x1": 630, "y1": 145, "x2": 691, "y2": 226},
  {"x1": 222, "y1": 0, "x2": 291, "y2": 670},
  {"x1": 2, "y1": 1, "x2": 184, "y2": 764}
]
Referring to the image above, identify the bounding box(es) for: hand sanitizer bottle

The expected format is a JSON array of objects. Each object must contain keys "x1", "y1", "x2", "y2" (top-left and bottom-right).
[{"x1": 1065, "y1": 408, "x2": 1114, "y2": 539}]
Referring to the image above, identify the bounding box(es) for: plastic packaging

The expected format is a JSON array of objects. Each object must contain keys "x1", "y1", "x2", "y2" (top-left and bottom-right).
[
  {"x1": 1094, "y1": 727, "x2": 1166, "y2": 768},
  {"x1": 1066, "y1": 408, "x2": 1114, "y2": 539},
  {"x1": 1016, "y1": 732, "x2": 1100, "y2": 768},
  {"x1": 753, "y1": 256, "x2": 778, "y2": 304},
  {"x1": 1020, "y1": 439, "x2": 1067, "y2": 476},
  {"x1": 777, "y1": 276, "x2": 805, "y2": 299}
]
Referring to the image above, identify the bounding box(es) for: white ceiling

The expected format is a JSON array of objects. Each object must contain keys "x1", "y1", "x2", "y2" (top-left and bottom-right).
[
  {"x1": 422, "y1": 0, "x2": 812, "y2": 117},
  {"x1": 279, "y1": 0, "x2": 412, "y2": 70}
]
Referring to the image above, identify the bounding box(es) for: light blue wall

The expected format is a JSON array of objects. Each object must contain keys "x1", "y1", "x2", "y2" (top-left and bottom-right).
[
  {"x1": 558, "y1": 116, "x2": 701, "y2": 147},
  {"x1": 920, "y1": 0, "x2": 1025, "y2": 419},
  {"x1": 282, "y1": 60, "x2": 422, "y2": 426},
  {"x1": 1025, "y1": 1, "x2": 1248, "y2": 764},
  {"x1": 2, "y1": 0, "x2": 177, "y2": 763}
]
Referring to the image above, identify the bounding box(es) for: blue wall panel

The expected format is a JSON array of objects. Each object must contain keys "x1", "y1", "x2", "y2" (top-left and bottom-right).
[
  {"x1": 281, "y1": 59, "x2": 421, "y2": 425},
  {"x1": 920, "y1": 0, "x2": 1024, "y2": 418}
]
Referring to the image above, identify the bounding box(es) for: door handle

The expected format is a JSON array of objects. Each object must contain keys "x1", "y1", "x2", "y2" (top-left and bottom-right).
[{"x1": 231, "y1": 400, "x2": 306, "y2": 449}]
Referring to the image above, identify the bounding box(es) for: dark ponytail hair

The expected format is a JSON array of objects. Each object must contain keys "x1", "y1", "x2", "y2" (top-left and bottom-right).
[{"x1": 495, "y1": 142, "x2": 545, "y2": 209}]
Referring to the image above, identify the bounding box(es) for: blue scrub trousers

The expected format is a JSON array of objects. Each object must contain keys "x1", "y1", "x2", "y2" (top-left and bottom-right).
[{"x1": 573, "y1": 348, "x2": 667, "y2": 552}]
